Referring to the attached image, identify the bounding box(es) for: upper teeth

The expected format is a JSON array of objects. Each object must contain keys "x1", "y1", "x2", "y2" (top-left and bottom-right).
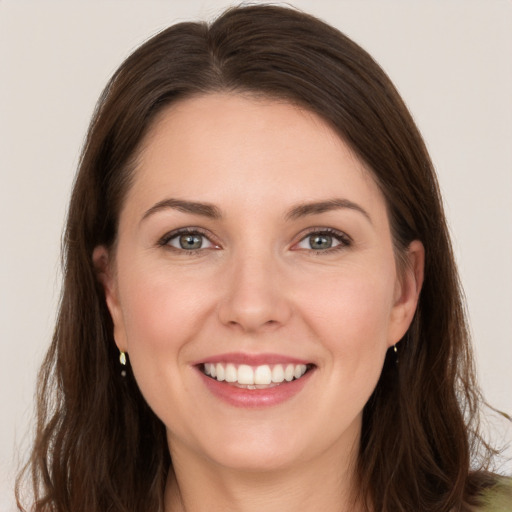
[{"x1": 203, "y1": 363, "x2": 308, "y2": 385}]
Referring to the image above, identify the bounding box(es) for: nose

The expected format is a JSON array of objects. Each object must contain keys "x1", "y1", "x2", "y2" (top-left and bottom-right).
[{"x1": 217, "y1": 249, "x2": 293, "y2": 332}]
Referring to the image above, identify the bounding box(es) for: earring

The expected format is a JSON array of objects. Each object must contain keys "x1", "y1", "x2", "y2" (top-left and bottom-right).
[{"x1": 119, "y1": 351, "x2": 127, "y2": 377}]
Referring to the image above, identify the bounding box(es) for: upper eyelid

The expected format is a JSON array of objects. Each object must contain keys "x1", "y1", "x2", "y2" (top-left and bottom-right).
[
  {"x1": 158, "y1": 227, "x2": 217, "y2": 246},
  {"x1": 295, "y1": 227, "x2": 352, "y2": 243}
]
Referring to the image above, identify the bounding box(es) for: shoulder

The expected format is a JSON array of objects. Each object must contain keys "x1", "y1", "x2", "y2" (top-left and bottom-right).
[{"x1": 474, "y1": 477, "x2": 512, "y2": 512}]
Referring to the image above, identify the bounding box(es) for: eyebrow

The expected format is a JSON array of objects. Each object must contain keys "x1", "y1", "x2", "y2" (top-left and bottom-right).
[
  {"x1": 141, "y1": 197, "x2": 371, "y2": 224},
  {"x1": 141, "y1": 198, "x2": 222, "y2": 222},
  {"x1": 285, "y1": 198, "x2": 372, "y2": 224}
]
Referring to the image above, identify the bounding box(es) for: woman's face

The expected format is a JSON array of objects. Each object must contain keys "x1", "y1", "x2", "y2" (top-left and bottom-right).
[{"x1": 96, "y1": 93, "x2": 422, "y2": 473}]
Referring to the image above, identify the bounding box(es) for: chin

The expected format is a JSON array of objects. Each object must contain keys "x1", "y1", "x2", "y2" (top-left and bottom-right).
[
  {"x1": 184, "y1": 421, "x2": 311, "y2": 473},
  {"x1": 210, "y1": 444, "x2": 304, "y2": 473}
]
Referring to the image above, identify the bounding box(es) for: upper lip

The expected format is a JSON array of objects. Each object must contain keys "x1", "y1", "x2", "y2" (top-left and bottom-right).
[{"x1": 191, "y1": 352, "x2": 312, "y2": 366}]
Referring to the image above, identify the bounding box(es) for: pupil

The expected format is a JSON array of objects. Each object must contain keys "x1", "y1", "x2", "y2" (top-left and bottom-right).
[
  {"x1": 310, "y1": 234, "x2": 332, "y2": 250},
  {"x1": 179, "y1": 234, "x2": 202, "y2": 250}
]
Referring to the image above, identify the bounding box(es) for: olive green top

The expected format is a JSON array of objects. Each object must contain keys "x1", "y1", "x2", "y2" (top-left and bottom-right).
[{"x1": 478, "y1": 478, "x2": 512, "y2": 511}]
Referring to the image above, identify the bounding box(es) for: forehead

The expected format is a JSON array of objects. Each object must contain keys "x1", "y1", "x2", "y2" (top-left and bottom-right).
[{"x1": 123, "y1": 93, "x2": 385, "y2": 222}]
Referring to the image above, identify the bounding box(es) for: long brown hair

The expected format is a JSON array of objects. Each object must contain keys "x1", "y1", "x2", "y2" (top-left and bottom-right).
[{"x1": 17, "y1": 5, "x2": 500, "y2": 511}]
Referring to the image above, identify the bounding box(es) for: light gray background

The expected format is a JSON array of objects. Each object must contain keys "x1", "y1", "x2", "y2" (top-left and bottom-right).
[{"x1": 1, "y1": 1, "x2": 511, "y2": 509}]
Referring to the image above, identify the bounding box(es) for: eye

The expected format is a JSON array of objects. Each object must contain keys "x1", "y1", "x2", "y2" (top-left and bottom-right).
[
  {"x1": 159, "y1": 229, "x2": 217, "y2": 252},
  {"x1": 294, "y1": 229, "x2": 350, "y2": 252}
]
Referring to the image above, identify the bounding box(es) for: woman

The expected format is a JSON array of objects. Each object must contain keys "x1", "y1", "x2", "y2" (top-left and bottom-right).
[{"x1": 16, "y1": 4, "x2": 510, "y2": 511}]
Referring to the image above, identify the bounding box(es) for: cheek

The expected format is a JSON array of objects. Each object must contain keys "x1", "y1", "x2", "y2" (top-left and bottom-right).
[
  {"x1": 295, "y1": 261, "x2": 396, "y2": 412},
  {"x1": 115, "y1": 261, "x2": 215, "y2": 373},
  {"x1": 114, "y1": 266, "x2": 213, "y2": 419},
  {"x1": 299, "y1": 265, "x2": 396, "y2": 353}
]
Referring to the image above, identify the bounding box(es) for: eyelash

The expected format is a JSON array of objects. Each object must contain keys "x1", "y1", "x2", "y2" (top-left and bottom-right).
[
  {"x1": 157, "y1": 227, "x2": 217, "y2": 256},
  {"x1": 157, "y1": 227, "x2": 352, "y2": 255},
  {"x1": 296, "y1": 227, "x2": 352, "y2": 254}
]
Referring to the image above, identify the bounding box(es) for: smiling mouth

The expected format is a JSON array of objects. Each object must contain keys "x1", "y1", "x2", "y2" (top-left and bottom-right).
[{"x1": 200, "y1": 362, "x2": 313, "y2": 389}]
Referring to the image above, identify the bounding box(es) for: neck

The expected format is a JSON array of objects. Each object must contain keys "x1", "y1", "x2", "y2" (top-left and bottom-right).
[{"x1": 164, "y1": 438, "x2": 363, "y2": 512}]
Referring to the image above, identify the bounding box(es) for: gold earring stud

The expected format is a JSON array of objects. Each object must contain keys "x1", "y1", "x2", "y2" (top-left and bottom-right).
[{"x1": 119, "y1": 351, "x2": 127, "y2": 377}]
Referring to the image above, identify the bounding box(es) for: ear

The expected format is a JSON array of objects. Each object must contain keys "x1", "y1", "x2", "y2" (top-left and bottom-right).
[
  {"x1": 92, "y1": 245, "x2": 128, "y2": 353},
  {"x1": 387, "y1": 240, "x2": 425, "y2": 346}
]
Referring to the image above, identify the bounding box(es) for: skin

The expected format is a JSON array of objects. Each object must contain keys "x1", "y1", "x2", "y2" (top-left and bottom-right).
[{"x1": 94, "y1": 93, "x2": 424, "y2": 512}]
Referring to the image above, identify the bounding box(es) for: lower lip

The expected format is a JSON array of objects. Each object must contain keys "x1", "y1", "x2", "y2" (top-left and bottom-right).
[{"x1": 198, "y1": 369, "x2": 313, "y2": 408}]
